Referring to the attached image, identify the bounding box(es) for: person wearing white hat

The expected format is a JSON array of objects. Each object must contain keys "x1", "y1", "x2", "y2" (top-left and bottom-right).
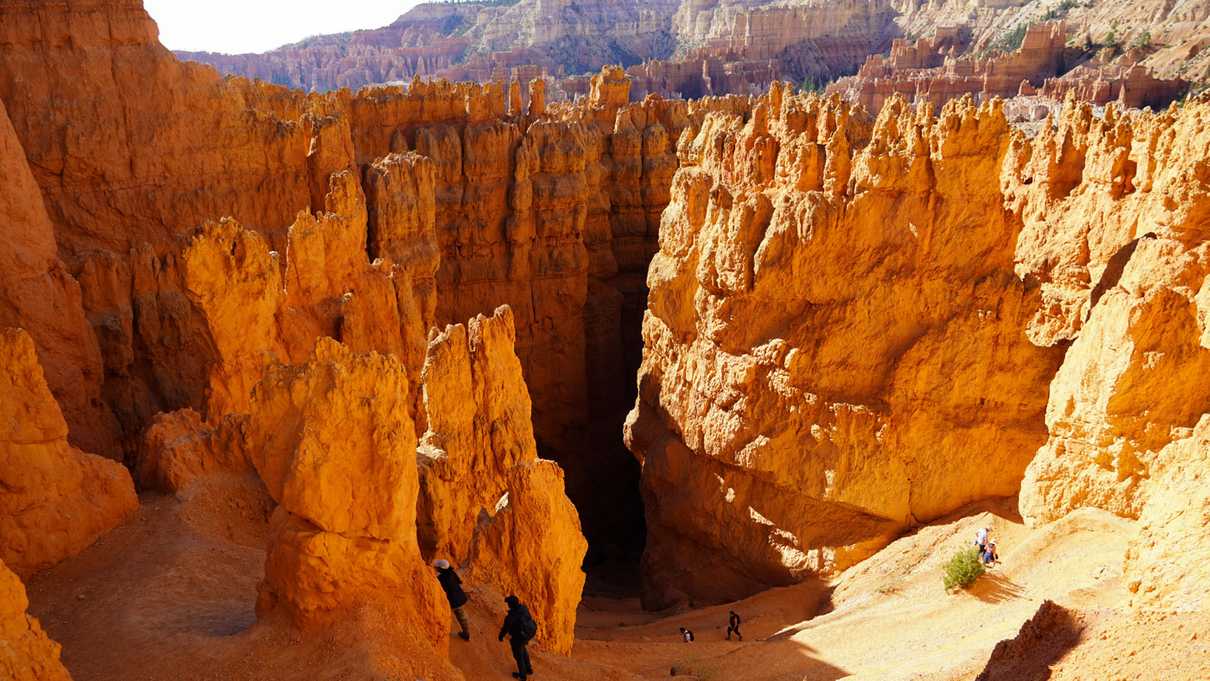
[{"x1": 433, "y1": 559, "x2": 470, "y2": 640}]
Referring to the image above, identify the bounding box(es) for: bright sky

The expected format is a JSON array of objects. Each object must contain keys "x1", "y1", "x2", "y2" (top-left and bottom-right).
[{"x1": 144, "y1": 1, "x2": 423, "y2": 54}]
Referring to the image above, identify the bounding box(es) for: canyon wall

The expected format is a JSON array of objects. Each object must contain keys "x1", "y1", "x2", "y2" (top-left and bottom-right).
[
  {"x1": 831, "y1": 21, "x2": 1188, "y2": 115},
  {"x1": 0, "y1": 0, "x2": 757, "y2": 558},
  {"x1": 628, "y1": 61, "x2": 1210, "y2": 609},
  {"x1": 625, "y1": 87, "x2": 1065, "y2": 607}
]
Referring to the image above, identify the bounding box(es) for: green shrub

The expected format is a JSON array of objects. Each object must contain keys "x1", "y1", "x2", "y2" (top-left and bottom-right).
[{"x1": 942, "y1": 547, "x2": 985, "y2": 591}]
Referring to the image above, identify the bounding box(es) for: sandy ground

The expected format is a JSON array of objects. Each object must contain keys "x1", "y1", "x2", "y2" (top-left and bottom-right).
[{"x1": 24, "y1": 488, "x2": 1210, "y2": 681}]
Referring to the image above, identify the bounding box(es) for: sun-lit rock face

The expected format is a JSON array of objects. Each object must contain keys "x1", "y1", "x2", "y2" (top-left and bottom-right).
[
  {"x1": 1019, "y1": 237, "x2": 1210, "y2": 524},
  {"x1": 417, "y1": 305, "x2": 587, "y2": 654},
  {"x1": 244, "y1": 337, "x2": 446, "y2": 645},
  {"x1": 469, "y1": 459, "x2": 587, "y2": 655},
  {"x1": 1124, "y1": 414, "x2": 1210, "y2": 613},
  {"x1": 626, "y1": 86, "x2": 1067, "y2": 608},
  {"x1": 1011, "y1": 100, "x2": 1210, "y2": 527},
  {"x1": 0, "y1": 559, "x2": 71, "y2": 681},
  {"x1": 0, "y1": 328, "x2": 137, "y2": 576}
]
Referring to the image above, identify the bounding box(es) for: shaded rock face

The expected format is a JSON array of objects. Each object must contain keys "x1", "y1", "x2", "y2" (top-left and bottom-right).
[
  {"x1": 975, "y1": 600, "x2": 1083, "y2": 681},
  {"x1": 0, "y1": 328, "x2": 137, "y2": 577},
  {"x1": 626, "y1": 86, "x2": 1065, "y2": 607},
  {"x1": 0, "y1": 96, "x2": 117, "y2": 458},
  {"x1": 418, "y1": 306, "x2": 587, "y2": 653},
  {"x1": 0, "y1": 559, "x2": 72, "y2": 681}
]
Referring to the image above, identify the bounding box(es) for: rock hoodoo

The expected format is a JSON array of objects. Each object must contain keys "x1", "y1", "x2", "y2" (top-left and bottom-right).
[
  {"x1": 245, "y1": 338, "x2": 446, "y2": 640},
  {"x1": 0, "y1": 328, "x2": 137, "y2": 576},
  {"x1": 418, "y1": 306, "x2": 587, "y2": 653}
]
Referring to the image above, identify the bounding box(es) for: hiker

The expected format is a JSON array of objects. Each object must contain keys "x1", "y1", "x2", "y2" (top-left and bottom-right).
[
  {"x1": 433, "y1": 559, "x2": 470, "y2": 641},
  {"x1": 726, "y1": 610, "x2": 742, "y2": 641},
  {"x1": 975, "y1": 526, "x2": 989, "y2": 553},
  {"x1": 498, "y1": 595, "x2": 537, "y2": 680},
  {"x1": 983, "y1": 539, "x2": 999, "y2": 566},
  {"x1": 679, "y1": 627, "x2": 695, "y2": 643}
]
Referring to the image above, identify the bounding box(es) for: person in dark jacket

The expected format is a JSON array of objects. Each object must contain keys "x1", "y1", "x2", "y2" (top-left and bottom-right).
[
  {"x1": 433, "y1": 559, "x2": 470, "y2": 640},
  {"x1": 678, "y1": 627, "x2": 694, "y2": 642},
  {"x1": 726, "y1": 610, "x2": 742, "y2": 641},
  {"x1": 498, "y1": 595, "x2": 536, "y2": 680}
]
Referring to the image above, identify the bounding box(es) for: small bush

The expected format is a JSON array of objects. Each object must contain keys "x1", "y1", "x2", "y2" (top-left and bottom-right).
[{"x1": 942, "y1": 547, "x2": 985, "y2": 590}]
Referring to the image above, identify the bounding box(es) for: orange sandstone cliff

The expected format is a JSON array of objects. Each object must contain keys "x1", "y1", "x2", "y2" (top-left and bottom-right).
[{"x1": 625, "y1": 86, "x2": 1065, "y2": 607}]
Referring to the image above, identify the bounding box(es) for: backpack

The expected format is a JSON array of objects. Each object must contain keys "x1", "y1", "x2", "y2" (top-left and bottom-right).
[{"x1": 517, "y1": 609, "x2": 538, "y2": 642}]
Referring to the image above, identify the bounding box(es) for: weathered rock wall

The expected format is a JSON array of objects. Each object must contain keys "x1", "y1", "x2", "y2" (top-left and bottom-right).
[
  {"x1": 628, "y1": 67, "x2": 1210, "y2": 610},
  {"x1": 0, "y1": 0, "x2": 744, "y2": 556},
  {"x1": 1009, "y1": 100, "x2": 1210, "y2": 524},
  {"x1": 0, "y1": 96, "x2": 117, "y2": 458},
  {"x1": 626, "y1": 87, "x2": 1066, "y2": 607}
]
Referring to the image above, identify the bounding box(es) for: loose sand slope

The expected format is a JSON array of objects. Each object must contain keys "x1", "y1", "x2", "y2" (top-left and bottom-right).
[{"x1": 26, "y1": 491, "x2": 1208, "y2": 680}]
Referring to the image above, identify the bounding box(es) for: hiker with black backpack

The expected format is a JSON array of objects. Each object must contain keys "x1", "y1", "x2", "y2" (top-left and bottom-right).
[
  {"x1": 498, "y1": 594, "x2": 537, "y2": 680},
  {"x1": 432, "y1": 559, "x2": 470, "y2": 641}
]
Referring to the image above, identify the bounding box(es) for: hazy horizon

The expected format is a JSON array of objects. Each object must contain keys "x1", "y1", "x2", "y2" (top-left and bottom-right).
[{"x1": 144, "y1": 1, "x2": 424, "y2": 54}]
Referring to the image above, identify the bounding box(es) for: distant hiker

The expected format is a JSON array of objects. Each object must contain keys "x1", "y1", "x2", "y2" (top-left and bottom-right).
[
  {"x1": 433, "y1": 559, "x2": 470, "y2": 641},
  {"x1": 679, "y1": 627, "x2": 695, "y2": 643},
  {"x1": 726, "y1": 610, "x2": 742, "y2": 641},
  {"x1": 499, "y1": 595, "x2": 537, "y2": 680},
  {"x1": 975, "y1": 527, "x2": 989, "y2": 552}
]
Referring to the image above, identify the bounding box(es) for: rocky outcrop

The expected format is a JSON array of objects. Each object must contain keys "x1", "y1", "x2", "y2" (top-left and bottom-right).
[
  {"x1": 137, "y1": 409, "x2": 250, "y2": 493},
  {"x1": 417, "y1": 306, "x2": 587, "y2": 653},
  {"x1": 831, "y1": 22, "x2": 1074, "y2": 113},
  {"x1": 1038, "y1": 62, "x2": 1189, "y2": 110},
  {"x1": 0, "y1": 559, "x2": 71, "y2": 681},
  {"x1": 626, "y1": 87, "x2": 1065, "y2": 607},
  {"x1": 1010, "y1": 99, "x2": 1210, "y2": 530},
  {"x1": 1018, "y1": 237, "x2": 1210, "y2": 523},
  {"x1": 245, "y1": 338, "x2": 446, "y2": 639},
  {"x1": 0, "y1": 328, "x2": 137, "y2": 576}
]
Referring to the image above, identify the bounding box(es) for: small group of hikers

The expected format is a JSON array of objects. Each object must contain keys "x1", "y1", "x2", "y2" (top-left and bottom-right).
[
  {"x1": 975, "y1": 527, "x2": 1000, "y2": 567},
  {"x1": 433, "y1": 559, "x2": 538, "y2": 680},
  {"x1": 678, "y1": 610, "x2": 743, "y2": 643}
]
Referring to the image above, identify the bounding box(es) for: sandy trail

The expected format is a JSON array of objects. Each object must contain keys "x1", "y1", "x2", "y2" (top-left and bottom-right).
[{"x1": 24, "y1": 489, "x2": 1208, "y2": 681}]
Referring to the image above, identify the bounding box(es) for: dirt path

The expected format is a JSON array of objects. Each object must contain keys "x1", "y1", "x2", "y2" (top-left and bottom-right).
[{"x1": 27, "y1": 489, "x2": 1206, "y2": 681}]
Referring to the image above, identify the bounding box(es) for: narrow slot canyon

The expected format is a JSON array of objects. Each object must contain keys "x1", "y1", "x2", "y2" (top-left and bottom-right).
[{"x1": 3, "y1": 2, "x2": 1210, "y2": 681}]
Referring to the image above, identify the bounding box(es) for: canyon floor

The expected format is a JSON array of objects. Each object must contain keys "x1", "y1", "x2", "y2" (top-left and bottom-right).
[{"x1": 26, "y1": 485, "x2": 1208, "y2": 681}]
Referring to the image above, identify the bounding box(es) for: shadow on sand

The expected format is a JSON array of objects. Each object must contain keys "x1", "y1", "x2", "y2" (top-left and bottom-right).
[
  {"x1": 974, "y1": 600, "x2": 1084, "y2": 681},
  {"x1": 969, "y1": 571, "x2": 1027, "y2": 604}
]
